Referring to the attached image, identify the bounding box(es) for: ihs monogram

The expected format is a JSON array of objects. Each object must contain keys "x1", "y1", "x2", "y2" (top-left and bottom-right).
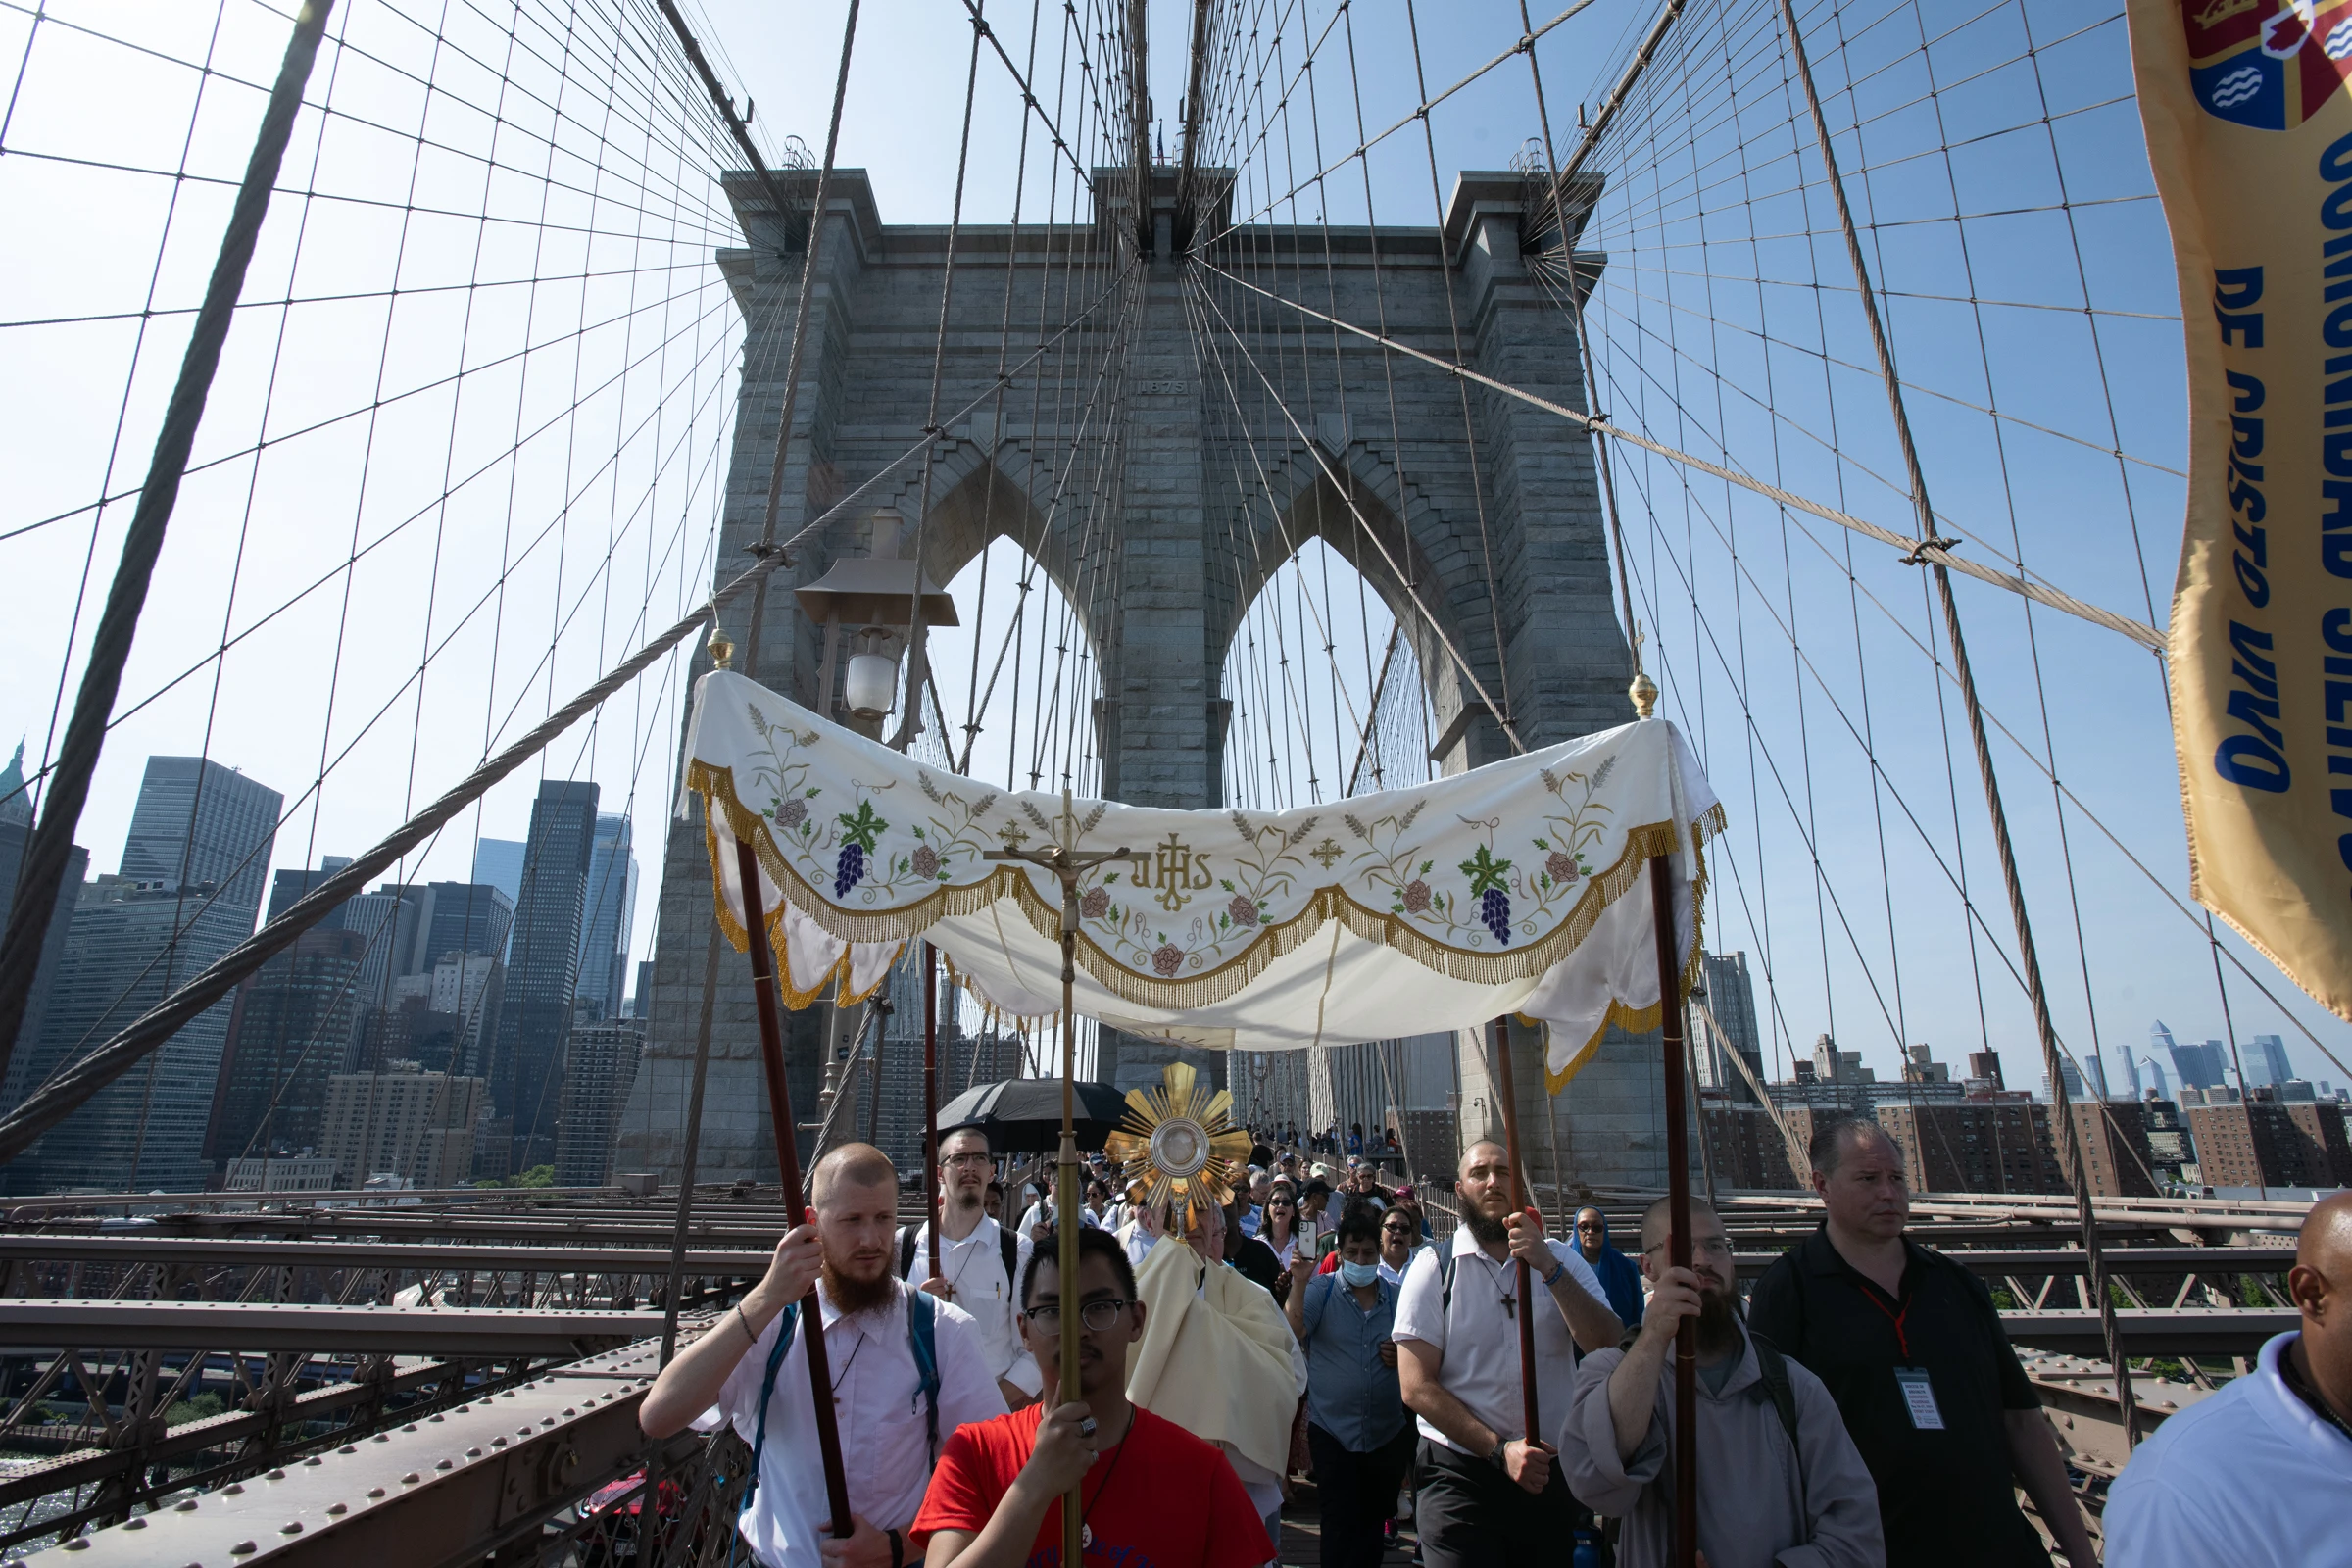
[{"x1": 1128, "y1": 831, "x2": 1214, "y2": 912}]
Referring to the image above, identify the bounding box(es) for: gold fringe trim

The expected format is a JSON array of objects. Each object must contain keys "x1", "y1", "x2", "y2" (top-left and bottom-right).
[{"x1": 690, "y1": 760, "x2": 1728, "y2": 1018}]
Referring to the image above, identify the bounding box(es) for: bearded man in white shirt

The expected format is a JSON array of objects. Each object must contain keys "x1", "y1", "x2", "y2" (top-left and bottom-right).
[
  {"x1": 900, "y1": 1123, "x2": 1040, "y2": 1410},
  {"x1": 641, "y1": 1143, "x2": 1007, "y2": 1568}
]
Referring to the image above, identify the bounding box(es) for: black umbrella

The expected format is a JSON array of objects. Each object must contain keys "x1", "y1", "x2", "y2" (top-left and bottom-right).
[{"x1": 937, "y1": 1077, "x2": 1133, "y2": 1153}]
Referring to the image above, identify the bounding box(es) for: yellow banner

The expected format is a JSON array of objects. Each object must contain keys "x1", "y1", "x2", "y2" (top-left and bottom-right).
[{"x1": 2136, "y1": 0, "x2": 2352, "y2": 1018}]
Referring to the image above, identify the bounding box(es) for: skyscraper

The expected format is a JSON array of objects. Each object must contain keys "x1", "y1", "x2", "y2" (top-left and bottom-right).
[
  {"x1": 204, "y1": 927, "x2": 370, "y2": 1167},
  {"x1": 1690, "y1": 951, "x2": 1764, "y2": 1104},
  {"x1": 471, "y1": 838, "x2": 526, "y2": 910},
  {"x1": 573, "y1": 813, "x2": 636, "y2": 1023},
  {"x1": 117, "y1": 756, "x2": 279, "y2": 915},
  {"x1": 416, "y1": 881, "x2": 514, "y2": 973},
  {"x1": 2243, "y1": 1033, "x2": 2293, "y2": 1088},
  {"x1": 11, "y1": 759, "x2": 280, "y2": 1192},
  {"x1": 265, "y1": 857, "x2": 353, "y2": 922},
  {"x1": 2139, "y1": 1054, "x2": 2170, "y2": 1099},
  {"x1": 0, "y1": 743, "x2": 87, "y2": 1114},
  {"x1": 489, "y1": 781, "x2": 598, "y2": 1169}
]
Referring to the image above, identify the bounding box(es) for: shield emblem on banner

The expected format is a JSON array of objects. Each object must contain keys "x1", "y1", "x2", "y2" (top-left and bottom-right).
[{"x1": 2182, "y1": 0, "x2": 2352, "y2": 127}]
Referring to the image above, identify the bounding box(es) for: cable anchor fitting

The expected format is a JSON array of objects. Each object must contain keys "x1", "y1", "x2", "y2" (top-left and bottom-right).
[{"x1": 1899, "y1": 534, "x2": 1961, "y2": 566}]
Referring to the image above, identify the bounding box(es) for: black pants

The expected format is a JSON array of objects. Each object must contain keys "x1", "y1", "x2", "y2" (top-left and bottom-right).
[
  {"x1": 1306, "y1": 1423, "x2": 1416, "y2": 1568},
  {"x1": 1411, "y1": 1438, "x2": 1581, "y2": 1568}
]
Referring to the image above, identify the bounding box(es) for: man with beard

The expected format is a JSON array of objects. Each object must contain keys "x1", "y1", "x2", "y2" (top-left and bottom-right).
[
  {"x1": 911, "y1": 1225, "x2": 1273, "y2": 1568},
  {"x1": 901, "y1": 1123, "x2": 1039, "y2": 1410},
  {"x1": 641, "y1": 1143, "x2": 1008, "y2": 1568},
  {"x1": 1559, "y1": 1198, "x2": 1882, "y2": 1568},
  {"x1": 1747, "y1": 1117, "x2": 2096, "y2": 1567},
  {"x1": 1393, "y1": 1140, "x2": 1620, "y2": 1568}
]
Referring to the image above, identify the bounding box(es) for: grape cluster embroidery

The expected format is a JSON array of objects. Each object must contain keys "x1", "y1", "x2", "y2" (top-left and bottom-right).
[
  {"x1": 1458, "y1": 845, "x2": 1514, "y2": 945},
  {"x1": 834, "y1": 800, "x2": 888, "y2": 898}
]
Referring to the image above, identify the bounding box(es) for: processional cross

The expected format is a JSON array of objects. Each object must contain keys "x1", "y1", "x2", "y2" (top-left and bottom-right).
[{"x1": 983, "y1": 786, "x2": 1127, "y2": 1568}]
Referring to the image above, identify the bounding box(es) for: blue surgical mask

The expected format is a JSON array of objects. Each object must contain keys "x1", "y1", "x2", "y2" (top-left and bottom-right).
[{"x1": 1340, "y1": 1259, "x2": 1381, "y2": 1288}]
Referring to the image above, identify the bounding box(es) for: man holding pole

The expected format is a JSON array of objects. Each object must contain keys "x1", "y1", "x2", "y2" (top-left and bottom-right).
[
  {"x1": 1393, "y1": 1139, "x2": 1620, "y2": 1567},
  {"x1": 641, "y1": 1144, "x2": 1008, "y2": 1568},
  {"x1": 901, "y1": 1122, "x2": 1040, "y2": 1410}
]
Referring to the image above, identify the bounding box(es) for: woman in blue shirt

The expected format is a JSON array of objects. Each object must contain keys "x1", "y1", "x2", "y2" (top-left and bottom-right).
[{"x1": 1283, "y1": 1204, "x2": 1411, "y2": 1568}]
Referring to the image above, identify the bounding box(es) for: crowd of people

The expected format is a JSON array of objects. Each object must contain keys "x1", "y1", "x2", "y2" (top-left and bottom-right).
[{"x1": 641, "y1": 1113, "x2": 2352, "y2": 1568}]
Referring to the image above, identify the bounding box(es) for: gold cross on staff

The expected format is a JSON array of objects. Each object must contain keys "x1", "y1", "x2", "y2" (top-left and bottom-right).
[{"x1": 981, "y1": 785, "x2": 1127, "y2": 1568}]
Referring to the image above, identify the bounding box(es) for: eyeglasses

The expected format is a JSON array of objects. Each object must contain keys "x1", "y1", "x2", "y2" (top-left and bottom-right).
[
  {"x1": 1641, "y1": 1236, "x2": 1735, "y2": 1258},
  {"x1": 1022, "y1": 1298, "x2": 1130, "y2": 1332},
  {"x1": 943, "y1": 1152, "x2": 993, "y2": 1169}
]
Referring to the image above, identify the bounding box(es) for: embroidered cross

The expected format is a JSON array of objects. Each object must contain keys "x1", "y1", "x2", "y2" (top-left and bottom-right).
[{"x1": 1309, "y1": 837, "x2": 1344, "y2": 869}]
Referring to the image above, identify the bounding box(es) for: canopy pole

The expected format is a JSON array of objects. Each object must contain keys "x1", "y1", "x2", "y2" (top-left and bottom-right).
[
  {"x1": 1485, "y1": 1016, "x2": 1541, "y2": 1445},
  {"x1": 984, "y1": 794, "x2": 1128, "y2": 1567},
  {"x1": 925, "y1": 941, "x2": 943, "y2": 1280},
  {"x1": 1649, "y1": 852, "x2": 1696, "y2": 1568},
  {"x1": 734, "y1": 836, "x2": 854, "y2": 1537}
]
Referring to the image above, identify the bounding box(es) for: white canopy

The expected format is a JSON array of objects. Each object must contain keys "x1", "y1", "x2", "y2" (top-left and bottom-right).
[{"x1": 681, "y1": 670, "x2": 1724, "y2": 1085}]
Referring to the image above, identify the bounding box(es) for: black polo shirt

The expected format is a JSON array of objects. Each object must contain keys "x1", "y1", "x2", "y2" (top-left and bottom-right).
[{"x1": 1746, "y1": 1225, "x2": 2047, "y2": 1567}]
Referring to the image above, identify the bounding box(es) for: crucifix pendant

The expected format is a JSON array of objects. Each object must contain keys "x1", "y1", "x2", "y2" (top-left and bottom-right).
[{"x1": 1500, "y1": 1294, "x2": 1516, "y2": 1319}]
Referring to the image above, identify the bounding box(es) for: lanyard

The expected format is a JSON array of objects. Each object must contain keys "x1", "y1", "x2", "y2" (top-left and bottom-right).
[{"x1": 1857, "y1": 1283, "x2": 1911, "y2": 1359}]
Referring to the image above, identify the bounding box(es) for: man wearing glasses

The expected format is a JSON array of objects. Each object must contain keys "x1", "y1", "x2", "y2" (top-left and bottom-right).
[
  {"x1": 1558, "y1": 1198, "x2": 1882, "y2": 1567},
  {"x1": 902, "y1": 1123, "x2": 1040, "y2": 1410},
  {"x1": 912, "y1": 1226, "x2": 1274, "y2": 1568}
]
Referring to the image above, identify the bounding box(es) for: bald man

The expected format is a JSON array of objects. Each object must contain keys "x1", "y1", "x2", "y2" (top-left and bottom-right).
[
  {"x1": 2105, "y1": 1191, "x2": 2352, "y2": 1566},
  {"x1": 643, "y1": 1144, "x2": 1007, "y2": 1568}
]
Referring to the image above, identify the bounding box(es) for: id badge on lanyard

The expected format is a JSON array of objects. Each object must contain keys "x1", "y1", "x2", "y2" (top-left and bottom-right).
[{"x1": 1893, "y1": 1366, "x2": 1945, "y2": 1430}]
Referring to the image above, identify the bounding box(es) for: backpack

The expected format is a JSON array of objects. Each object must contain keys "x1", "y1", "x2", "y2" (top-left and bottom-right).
[
  {"x1": 739, "y1": 1286, "x2": 942, "y2": 1518},
  {"x1": 899, "y1": 1221, "x2": 1021, "y2": 1299}
]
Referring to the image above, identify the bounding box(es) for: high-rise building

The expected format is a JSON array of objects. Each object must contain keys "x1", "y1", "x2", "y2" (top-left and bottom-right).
[
  {"x1": 627, "y1": 956, "x2": 655, "y2": 1020},
  {"x1": 117, "y1": 756, "x2": 279, "y2": 915},
  {"x1": 555, "y1": 1018, "x2": 645, "y2": 1186},
  {"x1": 1901, "y1": 1044, "x2": 1952, "y2": 1085},
  {"x1": 415, "y1": 881, "x2": 513, "y2": 972},
  {"x1": 1690, "y1": 951, "x2": 1763, "y2": 1104},
  {"x1": 9, "y1": 759, "x2": 279, "y2": 1193},
  {"x1": 490, "y1": 781, "x2": 598, "y2": 1169},
  {"x1": 2184, "y1": 1101, "x2": 2352, "y2": 1190},
  {"x1": 0, "y1": 742, "x2": 88, "y2": 1115},
  {"x1": 471, "y1": 838, "x2": 527, "y2": 911},
  {"x1": 2164, "y1": 1025, "x2": 2230, "y2": 1091},
  {"x1": 318, "y1": 1062, "x2": 487, "y2": 1188},
  {"x1": 264, "y1": 857, "x2": 354, "y2": 922},
  {"x1": 204, "y1": 926, "x2": 370, "y2": 1168},
  {"x1": 2242, "y1": 1034, "x2": 2293, "y2": 1088},
  {"x1": 2082, "y1": 1054, "x2": 2110, "y2": 1102},
  {"x1": 2046, "y1": 1058, "x2": 2084, "y2": 1102},
  {"x1": 1967, "y1": 1050, "x2": 2006, "y2": 1092},
  {"x1": 2139, "y1": 1054, "x2": 2170, "y2": 1100},
  {"x1": 1876, "y1": 1102, "x2": 2067, "y2": 1195},
  {"x1": 573, "y1": 813, "x2": 636, "y2": 1023}
]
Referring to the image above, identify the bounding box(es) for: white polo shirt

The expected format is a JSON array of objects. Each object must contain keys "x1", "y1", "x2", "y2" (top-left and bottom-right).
[
  {"x1": 711, "y1": 1278, "x2": 1006, "y2": 1568},
  {"x1": 1392, "y1": 1233, "x2": 1607, "y2": 1456},
  {"x1": 902, "y1": 1213, "x2": 1042, "y2": 1397},
  {"x1": 2104, "y1": 1331, "x2": 2350, "y2": 1568}
]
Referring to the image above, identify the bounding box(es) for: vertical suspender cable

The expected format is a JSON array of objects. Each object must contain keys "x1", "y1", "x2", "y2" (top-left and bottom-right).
[
  {"x1": 1770, "y1": 0, "x2": 2136, "y2": 1446},
  {"x1": 0, "y1": 0, "x2": 336, "y2": 1090}
]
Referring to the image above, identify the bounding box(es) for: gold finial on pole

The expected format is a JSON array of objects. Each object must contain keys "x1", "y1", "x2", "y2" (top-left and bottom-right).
[
  {"x1": 707, "y1": 612, "x2": 735, "y2": 672},
  {"x1": 1629, "y1": 623, "x2": 1657, "y2": 719}
]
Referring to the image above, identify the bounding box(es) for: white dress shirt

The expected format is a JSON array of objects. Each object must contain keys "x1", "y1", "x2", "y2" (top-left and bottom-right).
[
  {"x1": 712, "y1": 1277, "x2": 1007, "y2": 1568},
  {"x1": 1392, "y1": 1234, "x2": 1607, "y2": 1457},
  {"x1": 901, "y1": 1212, "x2": 1042, "y2": 1397},
  {"x1": 2105, "y1": 1331, "x2": 2351, "y2": 1568}
]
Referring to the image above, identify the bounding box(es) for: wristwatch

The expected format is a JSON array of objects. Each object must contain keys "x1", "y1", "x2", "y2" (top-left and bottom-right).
[{"x1": 1487, "y1": 1437, "x2": 1509, "y2": 1470}]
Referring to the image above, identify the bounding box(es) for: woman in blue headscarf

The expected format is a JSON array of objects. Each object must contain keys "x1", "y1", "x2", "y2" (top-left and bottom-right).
[{"x1": 1570, "y1": 1205, "x2": 1644, "y2": 1329}]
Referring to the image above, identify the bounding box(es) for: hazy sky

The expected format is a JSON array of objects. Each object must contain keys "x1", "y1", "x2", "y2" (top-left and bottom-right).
[{"x1": 4, "y1": 0, "x2": 2345, "y2": 1095}]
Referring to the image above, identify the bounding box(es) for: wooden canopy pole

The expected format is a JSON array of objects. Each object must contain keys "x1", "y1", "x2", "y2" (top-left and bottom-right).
[
  {"x1": 924, "y1": 941, "x2": 943, "y2": 1280},
  {"x1": 986, "y1": 792, "x2": 1126, "y2": 1568},
  {"x1": 1485, "y1": 1016, "x2": 1542, "y2": 1445},
  {"x1": 734, "y1": 836, "x2": 854, "y2": 1538},
  {"x1": 1649, "y1": 852, "x2": 1696, "y2": 1568}
]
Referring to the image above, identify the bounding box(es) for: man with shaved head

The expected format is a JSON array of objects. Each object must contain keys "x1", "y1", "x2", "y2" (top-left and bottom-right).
[
  {"x1": 642, "y1": 1143, "x2": 1007, "y2": 1568},
  {"x1": 2105, "y1": 1190, "x2": 2352, "y2": 1565},
  {"x1": 1392, "y1": 1138, "x2": 1620, "y2": 1568}
]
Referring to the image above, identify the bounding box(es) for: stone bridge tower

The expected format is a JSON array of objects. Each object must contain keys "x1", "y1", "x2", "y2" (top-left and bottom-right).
[{"x1": 614, "y1": 165, "x2": 1682, "y2": 1194}]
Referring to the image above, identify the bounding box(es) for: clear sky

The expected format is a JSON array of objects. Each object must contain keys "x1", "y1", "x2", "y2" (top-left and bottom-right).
[{"x1": 4, "y1": 0, "x2": 2346, "y2": 1097}]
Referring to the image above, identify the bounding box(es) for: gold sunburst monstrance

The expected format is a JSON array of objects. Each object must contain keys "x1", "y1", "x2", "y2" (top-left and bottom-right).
[{"x1": 1102, "y1": 1061, "x2": 1252, "y2": 1225}]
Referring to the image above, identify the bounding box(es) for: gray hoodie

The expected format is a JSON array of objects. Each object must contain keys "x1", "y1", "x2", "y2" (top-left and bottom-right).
[{"x1": 1560, "y1": 1328, "x2": 1885, "y2": 1568}]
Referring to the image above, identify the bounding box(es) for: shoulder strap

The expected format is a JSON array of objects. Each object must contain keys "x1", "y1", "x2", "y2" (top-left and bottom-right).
[
  {"x1": 898, "y1": 1224, "x2": 919, "y2": 1279},
  {"x1": 1437, "y1": 1231, "x2": 1457, "y2": 1316},
  {"x1": 1749, "y1": 1331, "x2": 1807, "y2": 1513},
  {"x1": 906, "y1": 1287, "x2": 943, "y2": 1464},
  {"x1": 999, "y1": 1226, "x2": 1019, "y2": 1296},
  {"x1": 740, "y1": 1304, "x2": 801, "y2": 1517}
]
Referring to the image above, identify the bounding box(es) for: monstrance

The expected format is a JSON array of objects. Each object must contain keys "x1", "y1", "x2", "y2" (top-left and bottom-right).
[{"x1": 1102, "y1": 1061, "x2": 1251, "y2": 1226}]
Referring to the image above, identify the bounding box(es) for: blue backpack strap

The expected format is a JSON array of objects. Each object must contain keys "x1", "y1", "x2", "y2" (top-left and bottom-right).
[
  {"x1": 739, "y1": 1303, "x2": 799, "y2": 1517},
  {"x1": 907, "y1": 1287, "x2": 942, "y2": 1463},
  {"x1": 1437, "y1": 1231, "x2": 1457, "y2": 1316}
]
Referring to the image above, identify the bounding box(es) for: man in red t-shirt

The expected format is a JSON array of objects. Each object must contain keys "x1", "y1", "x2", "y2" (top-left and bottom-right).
[{"x1": 911, "y1": 1225, "x2": 1273, "y2": 1568}]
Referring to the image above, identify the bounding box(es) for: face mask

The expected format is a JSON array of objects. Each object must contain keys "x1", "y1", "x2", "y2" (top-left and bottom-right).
[{"x1": 1340, "y1": 1259, "x2": 1381, "y2": 1288}]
